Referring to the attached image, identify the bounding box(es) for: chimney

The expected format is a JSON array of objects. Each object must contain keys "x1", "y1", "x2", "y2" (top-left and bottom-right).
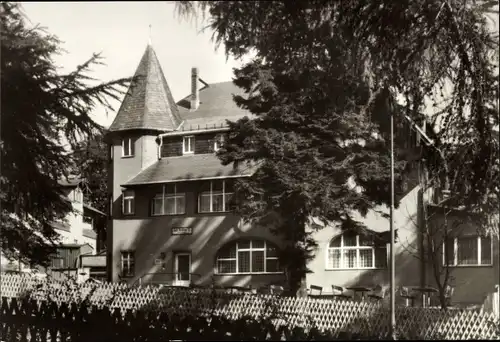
[{"x1": 190, "y1": 67, "x2": 199, "y2": 111}]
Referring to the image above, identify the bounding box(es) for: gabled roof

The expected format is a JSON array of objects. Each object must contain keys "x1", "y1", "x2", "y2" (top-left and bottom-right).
[
  {"x1": 108, "y1": 44, "x2": 182, "y2": 133},
  {"x1": 175, "y1": 81, "x2": 255, "y2": 130},
  {"x1": 123, "y1": 154, "x2": 256, "y2": 186}
]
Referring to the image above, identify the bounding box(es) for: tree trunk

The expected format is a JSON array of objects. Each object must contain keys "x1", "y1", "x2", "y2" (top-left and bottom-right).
[{"x1": 286, "y1": 263, "x2": 308, "y2": 297}]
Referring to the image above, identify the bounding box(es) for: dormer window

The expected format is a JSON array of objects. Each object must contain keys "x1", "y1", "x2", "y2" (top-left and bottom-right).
[
  {"x1": 183, "y1": 136, "x2": 194, "y2": 154},
  {"x1": 214, "y1": 134, "x2": 225, "y2": 152},
  {"x1": 122, "y1": 138, "x2": 134, "y2": 158}
]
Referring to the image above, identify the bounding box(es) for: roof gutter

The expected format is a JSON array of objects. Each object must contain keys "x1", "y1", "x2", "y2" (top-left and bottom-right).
[
  {"x1": 158, "y1": 126, "x2": 230, "y2": 138},
  {"x1": 83, "y1": 203, "x2": 106, "y2": 216},
  {"x1": 121, "y1": 173, "x2": 253, "y2": 188}
]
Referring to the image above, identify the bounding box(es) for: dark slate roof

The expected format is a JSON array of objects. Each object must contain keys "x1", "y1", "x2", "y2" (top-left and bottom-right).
[
  {"x1": 57, "y1": 176, "x2": 82, "y2": 187},
  {"x1": 83, "y1": 203, "x2": 106, "y2": 216},
  {"x1": 58, "y1": 243, "x2": 89, "y2": 249},
  {"x1": 108, "y1": 44, "x2": 182, "y2": 133},
  {"x1": 52, "y1": 221, "x2": 70, "y2": 232},
  {"x1": 83, "y1": 229, "x2": 97, "y2": 239},
  {"x1": 176, "y1": 81, "x2": 255, "y2": 130},
  {"x1": 123, "y1": 154, "x2": 256, "y2": 186}
]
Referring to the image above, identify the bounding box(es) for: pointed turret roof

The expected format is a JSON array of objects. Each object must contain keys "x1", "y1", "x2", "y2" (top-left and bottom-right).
[{"x1": 108, "y1": 44, "x2": 182, "y2": 133}]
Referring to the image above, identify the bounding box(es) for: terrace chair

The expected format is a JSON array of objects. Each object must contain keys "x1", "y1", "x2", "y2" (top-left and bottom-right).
[
  {"x1": 331, "y1": 285, "x2": 352, "y2": 300},
  {"x1": 308, "y1": 285, "x2": 323, "y2": 297},
  {"x1": 224, "y1": 286, "x2": 249, "y2": 294},
  {"x1": 269, "y1": 285, "x2": 284, "y2": 295},
  {"x1": 258, "y1": 285, "x2": 270, "y2": 294},
  {"x1": 368, "y1": 285, "x2": 388, "y2": 302},
  {"x1": 189, "y1": 283, "x2": 206, "y2": 290},
  {"x1": 399, "y1": 286, "x2": 416, "y2": 307},
  {"x1": 444, "y1": 285, "x2": 455, "y2": 307}
]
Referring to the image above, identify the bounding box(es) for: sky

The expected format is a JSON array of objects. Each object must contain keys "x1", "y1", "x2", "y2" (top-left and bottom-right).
[
  {"x1": 20, "y1": 2, "x2": 499, "y2": 131},
  {"x1": 20, "y1": 1, "x2": 245, "y2": 128}
]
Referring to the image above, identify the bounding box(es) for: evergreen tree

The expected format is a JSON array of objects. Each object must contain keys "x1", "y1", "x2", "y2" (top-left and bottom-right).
[
  {"x1": 1, "y1": 2, "x2": 131, "y2": 266},
  {"x1": 74, "y1": 132, "x2": 109, "y2": 214},
  {"x1": 176, "y1": 1, "x2": 499, "y2": 293}
]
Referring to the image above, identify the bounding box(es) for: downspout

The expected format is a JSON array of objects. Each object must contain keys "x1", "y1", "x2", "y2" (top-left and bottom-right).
[
  {"x1": 419, "y1": 162, "x2": 427, "y2": 289},
  {"x1": 158, "y1": 136, "x2": 163, "y2": 160}
]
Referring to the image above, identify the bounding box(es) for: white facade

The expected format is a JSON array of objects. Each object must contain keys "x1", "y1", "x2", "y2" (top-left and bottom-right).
[{"x1": 54, "y1": 186, "x2": 97, "y2": 251}]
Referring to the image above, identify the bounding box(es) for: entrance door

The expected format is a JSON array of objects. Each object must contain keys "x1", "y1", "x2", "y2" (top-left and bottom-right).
[{"x1": 174, "y1": 253, "x2": 191, "y2": 282}]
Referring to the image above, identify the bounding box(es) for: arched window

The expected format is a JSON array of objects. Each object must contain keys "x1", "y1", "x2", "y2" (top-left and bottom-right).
[
  {"x1": 327, "y1": 232, "x2": 387, "y2": 269},
  {"x1": 215, "y1": 239, "x2": 281, "y2": 274}
]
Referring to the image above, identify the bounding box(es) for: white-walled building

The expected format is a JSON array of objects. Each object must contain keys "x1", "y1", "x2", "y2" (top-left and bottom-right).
[{"x1": 1, "y1": 176, "x2": 106, "y2": 281}]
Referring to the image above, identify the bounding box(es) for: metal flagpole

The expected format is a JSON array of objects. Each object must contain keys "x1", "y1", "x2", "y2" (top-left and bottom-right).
[{"x1": 390, "y1": 110, "x2": 397, "y2": 339}]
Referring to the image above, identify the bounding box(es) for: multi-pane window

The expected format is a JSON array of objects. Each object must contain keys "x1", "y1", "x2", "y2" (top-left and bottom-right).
[
  {"x1": 444, "y1": 235, "x2": 492, "y2": 266},
  {"x1": 151, "y1": 184, "x2": 186, "y2": 216},
  {"x1": 214, "y1": 134, "x2": 225, "y2": 152},
  {"x1": 198, "y1": 180, "x2": 233, "y2": 213},
  {"x1": 122, "y1": 138, "x2": 134, "y2": 157},
  {"x1": 122, "y1": 190, "x2": 135, "y2": 215},
  {"x1": 215, "y1": 240, "x2": 280, "y2": 274},
  {"x1": 327, "y1": 232, "x2": 387, "y2": 269},
  {"x1": 183, "y1": 136, "x2": 195, "y2": 154},
  {"x1": 121, "y1": 251, "x2": 135, "y2": 277}
]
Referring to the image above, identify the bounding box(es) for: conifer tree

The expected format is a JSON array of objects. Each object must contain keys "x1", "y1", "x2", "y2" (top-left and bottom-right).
[
  {"x1": 175, "y1": 1, "x2": 499, "y2": 293},
  {"x1": 1, "y1": 2, "x2": 131, "y2": 266}
]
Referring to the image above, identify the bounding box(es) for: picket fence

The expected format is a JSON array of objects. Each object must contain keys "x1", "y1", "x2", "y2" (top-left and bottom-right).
[{"x1": 0, "y1": 274, "x2": 499, "y2": 340}]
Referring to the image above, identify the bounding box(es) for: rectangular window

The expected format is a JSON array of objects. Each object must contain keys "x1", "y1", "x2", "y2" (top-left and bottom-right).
[
  {"x1": 109, "y1": 196, "x2": 113, "y2": 216},
  {"x1": 72, "y1": 189, "x2": 82, "y2": 203},
  {"x1": 109, "y1": 144, "x2": 113, "y2": 162},
  {"x1": 444, "y1": 235, "x2": 492, "y2": 267},
  {"x1": 122, "y1": 138, "x2": 134, "y2": 157},
  {"x1": 198, "y1": 180, "x2": 234, "y2": 213},
  {"x1": 182, "y1": 136, "x2": 194, "y2": 154},
  {"x1": 121, "y1": 251, "x2": 135, "y2": 277},
  {"x1": 327, "y1": 234, "x2": 387, "y2": 270},
  {"x1": 215, "y1": 240, "x2": 280, "y2": 274},
  {"x1": 214, "y1": 134, "x2": 225, "y2": 152},
  {"x1": 51, "y1": 257, "x2": 64, "y2": 269},
  {"x1": 151, "y1": 184, "x2": 186, "y2": 216},
  {"x1": 122, "y1": 190, "x2": 135, "y2": 215}
]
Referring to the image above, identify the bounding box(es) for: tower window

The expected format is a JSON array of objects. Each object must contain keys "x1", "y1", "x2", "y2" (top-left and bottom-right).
[{"x1": 122, "y1": 138, "x2": 134, "y2": 157}]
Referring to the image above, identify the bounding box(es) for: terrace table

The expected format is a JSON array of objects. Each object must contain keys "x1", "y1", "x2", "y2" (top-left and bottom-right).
[
  {"x1": 399, "y1": 287, "x2": 417, "y2": 307},
  {"x1": 346, "y1": 286, "x2": 372, "y2": 301},
  {"x1": 412, "y1": 286, "x2": 438, "y2": 307}
]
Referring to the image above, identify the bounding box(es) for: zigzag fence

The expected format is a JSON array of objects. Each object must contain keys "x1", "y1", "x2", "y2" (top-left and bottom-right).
[{"x1": 0, "y1": 273, "x2": 498, "y2": 340}]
